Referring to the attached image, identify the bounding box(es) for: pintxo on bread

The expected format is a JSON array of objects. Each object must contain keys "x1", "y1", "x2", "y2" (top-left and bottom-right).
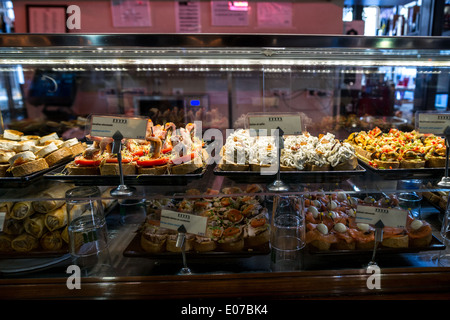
[
  {"x1": 65, "y1": 120, "x2": 205, "y2": 176},
  {"x1": 304, "y1": 191, "x2": 433, "y2": 251},
  {"x1": 0, "y1": 129, "x2": 86, "y2": 177},
  {"x1": 139, "y1": 184, "x2": 269, "y2": 254},
  {"x1": 345, "y1": 127, "x2": 447, "y2": 169},
  {"x1": 218, "y1": 129, "x2": 359, "y2": 172}
]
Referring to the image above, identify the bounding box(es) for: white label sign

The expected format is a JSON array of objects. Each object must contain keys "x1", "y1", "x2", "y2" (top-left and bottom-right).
[
  {"x1": 90, "y1": 115, "x2": 148, "y2": 139},
  {"x1": 247, "y1": 114, "x2": 302, "y2": 135},
  {"x1": 355, "y1": 205, "x2": 408, "y2": 229},
  {"x1": 417, "y1": 112, "x2": 450, "y2": 135},
  {"x1": 160, "y1": 209, "x2": 208, "y2": 236}
]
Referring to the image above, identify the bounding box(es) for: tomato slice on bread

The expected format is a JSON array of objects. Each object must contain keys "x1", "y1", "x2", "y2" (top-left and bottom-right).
[
  {"x1": 136, "y1": 157, "x2": 170, "y2": 167},
  {"x1": 74, "y1": 156, "x2": 102, "y2": 166}
]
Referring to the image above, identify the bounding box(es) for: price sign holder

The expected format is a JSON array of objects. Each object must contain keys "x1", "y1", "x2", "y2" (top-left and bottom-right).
[
  {"x1": 86, "y1": 114, "x2": 149, "y2": 197},
  {"x1": 267, "y1": 127, "x2": 289, "y2": 192},
  {"x1": 176, "y1": 225, "x2": 192, "y2": 275},
  {"x1": 246, "y1": 112, "x2": 303, "y2": 192},
  {"x1": 416, "y1": 112, "x2": 450, "y2": 188},
  {"x1": 110, "y1": 130, "x2": 136, "y2": 197}
]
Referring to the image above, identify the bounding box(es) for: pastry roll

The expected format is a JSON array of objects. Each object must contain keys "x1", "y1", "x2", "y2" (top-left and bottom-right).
[
  {"x1": 11, "y1": 233, "x2": 39, "y2": 252},
  {"x1": 32, "y1": 184, "x2": 74, "y2": 213},
  {"x1": 44, "y1": 205, "x2": 67, "y2": 231},
  {"x1": 61, "y1": 226, "x2": 69, "y2": 244},
  {"x1": 24, "y1": 213, "x2": 46, "y2": 238},
  {"x1": 0, "y1": 233, "x2": 14, "y2": 252},
  {"x1": 11, "y1": 201, "x2": 35, "y2": 220},
  {"x1": 40, "y1": 230, "x2": 63, "y2": 251},
  {"x1": 3, "y1": 214, "x2": 24, "y2": 235}
]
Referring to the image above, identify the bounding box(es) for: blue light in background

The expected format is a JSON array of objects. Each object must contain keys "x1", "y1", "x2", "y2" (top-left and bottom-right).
[{"x1": 190, "y1": 99, "x2": 201, "y2": 107}]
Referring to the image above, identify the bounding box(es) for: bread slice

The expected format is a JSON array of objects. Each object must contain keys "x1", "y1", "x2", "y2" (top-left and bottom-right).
[
  {"x1": 170, "y1": 159, "x2": 203, "y2": 174},
  {"x1": 218, "y1": 237, "x2": 244, "y2": 252},
  {"x1": 245, "y1": 228, "x2": 270, "y2": 248},
  {"x1": 44, "y1": 147, "x2": 73, "y2": 167},
  {"x1": 100, "y1": 162, "x2": 136, "y2": 175},
  {"x1": 400, "y1": 159, "x2": 426, "y2": 169},
  {"x1": 381, "y1": 234, "x2": 409, "y2": 248},
  {"x1": 426, "y1": 156, "x2": 446, "y2": 168},
  {"x1": 333, "y1": 156, "x2": 358, "y2": 171},
  {"x1": 65, "y1": 162, "x2": 100, "y2": 175},
  {"x1": 69, "y1": 143, "x2": 85, "y2": 156},
  {"x1": 140, "y1": 234, "x2": 166, "y2": 253},
  {"x1": 308, "y1": 239, "x2": 331, "y2": 251},
  {"x1": 137, "y1": 164, "x2": 168, "y2": 175},
  {"x1": 373, "y1": 159, "x2": 400, "y2": 169},
  {"x1": 193, "y1": 237, "x2": 217, "y2": 252},
  {"x1": 218, "y1": 161, "x2": 249, "y2": 171},
  {"x1": 0, "y1": 163, "x2": 9, "y2": 177},
  {"x1": 10, "y1": 158, "x2": 49, "y2": 177}
]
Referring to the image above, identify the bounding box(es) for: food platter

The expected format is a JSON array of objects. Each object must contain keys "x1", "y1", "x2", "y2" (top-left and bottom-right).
[
  {"x1": 213, "y1": 164, "x2": 366, "y2": 183},
  {"x1": 123, "y1": 231, "x2": 270, "y2": 260},
  {"x1": 306, "y1": 234, "x2": 444, "y2": 256},
  {"x1": 0, "y1": 160, "x2": 72, "y2": 188},
  {"x1": 44, "y1": 164, "x2": 208, "y2": 186},
  {"x1": 357, "y1": 157, "x2": 445, "y2": 179}
]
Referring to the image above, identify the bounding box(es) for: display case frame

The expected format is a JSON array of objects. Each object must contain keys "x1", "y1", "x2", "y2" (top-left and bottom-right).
[{"x1": 0, "y1": 34, "x2": 449, "y2": 300}]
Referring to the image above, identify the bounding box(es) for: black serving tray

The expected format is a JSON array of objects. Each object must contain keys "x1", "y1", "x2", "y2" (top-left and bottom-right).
[
  {"x1": 213, "y1": 164, "x2": 366, "y2": 184},
  {"x1": 44, "y1": 164, "x2": 208, "y2": 186},
  {"x1": 306, "y1": 234, "x2": 445, "y2": 256},
  {"x1": 122, "y1": 231, "x2": 270, "y2": 260},
  {"x1": 357, "y1": 158, "x2": 445, "y2": 180},
  {"x1": 0, "y1": 160, "x2": 72, "y2": 188}
]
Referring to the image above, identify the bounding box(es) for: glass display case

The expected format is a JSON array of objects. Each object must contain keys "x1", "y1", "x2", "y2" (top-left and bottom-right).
[{"x1": 0, "y1": 34, "x2": 449, "y2": 301}]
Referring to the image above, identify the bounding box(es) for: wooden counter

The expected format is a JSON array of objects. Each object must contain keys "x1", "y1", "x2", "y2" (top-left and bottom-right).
[{"x1": 1, "y1": 267, "x2": 449, "y2": 300}]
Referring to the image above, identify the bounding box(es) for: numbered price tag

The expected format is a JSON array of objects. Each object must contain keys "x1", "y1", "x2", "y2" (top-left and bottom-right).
[
  {"x1": 247, "y1": 113, "x2": 302, "y2": 135},
  {"x1": 90, "y1": 115, "x2": 148, "y2": 139},
  {"x1": 355, "y1": 205, "x2": 408, "y2": 229},
  {"x1": 160, "y1": 209, "x2": 208, "y2": 236},
  {"x1": 416, "y1": 112, "x2": 450, "y2": 135}
]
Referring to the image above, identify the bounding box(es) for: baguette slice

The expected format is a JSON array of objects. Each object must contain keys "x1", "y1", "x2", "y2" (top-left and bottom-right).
[
  {"x1": 170, "y1": 159, "x2": 203, "y2": 174},
  {"x1": 69, "y1": 143, "x2": 85, "y2": 156},
  {"x1": 10, "y1": 158, "x2": 49, "y2": 177},
  {"x1": 381, "y1": 234, "x2": 409, "y2": 248},
  {"x1": 0, "y1": 163, "x2": 9, "y2": 177},
  {"x1": 44, "y1": 146, "x2": 73, "y2": 167},
  {"x1": 426, "y1": 156, "x2": 446, "y2": 168},
  {"x1": 65, "y1": 162, "x2": 100, "y2": 175},
  {"x1": 137, "y1": 164, "x2": 168, "y2": 175},
  {"x1": 100, "y1": 162, "x2": 136, "y2": 175},
  {"x1": 333, "y1": 156, "x2": 358, "y2": 171},
  {"x1": 373, "y1": 159, "x2": 400, "y2": 169},
  {"x1": 400, "y1": 159, "x2": 426, "y2": 169}
]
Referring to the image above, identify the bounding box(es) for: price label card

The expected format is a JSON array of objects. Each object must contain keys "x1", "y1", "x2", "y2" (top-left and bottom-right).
[
  {"x1": 90, "y1": 115, "x2": 148, "y2": 139},
  {"x1": 417, "y1": 112, "x2": 450, "y2": 135},
  {"x1": 355, "y1": 205, "x2": 408, "y2": 229},
  {"x1": 247, "y1": 113, "x2": 302, "y2": 135},
  {"x1": 160, "y1": 209, "x2": 208, "y2": 236}
]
